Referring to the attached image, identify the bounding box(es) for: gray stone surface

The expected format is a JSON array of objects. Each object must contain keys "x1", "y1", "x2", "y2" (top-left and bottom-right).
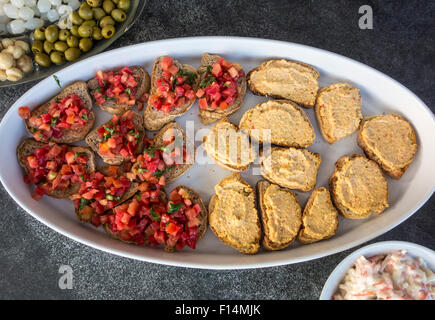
[{"x1": 0, "y1": 0, "x2": 433, "y2": 300}]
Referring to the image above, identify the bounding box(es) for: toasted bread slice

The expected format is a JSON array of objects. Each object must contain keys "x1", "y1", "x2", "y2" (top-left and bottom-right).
[
  {"x1": 297, "y1": 187, "x2": 339, "y2": 244},
  {"x1": 208, "y1": 173, "x2": 261, "y2": 254},
  {"x1": 239, "y1": 99, "x2": 315, "y2": 147},
  {"x1": 144, "y1": 57, "x2": 200, "y2": 131},
  {"x1": 197, "y1": 53, "x2": 247, "y2": 124},
  {"x1": 17, "y1": 138, "x2": 95, "y2": 199},
  {"x1": 132, "y1": 122, "x2": 193, "y2": 183},
  {"x1": 257, "y1": 180, "x2": 302, "y2": 250},
  {"x1": 24, "y1": 81, "x2": 95, "y2": 143},
  {"x1": 329, "y1": 154, "x2": 389, "y2": 219},
  {"x1": 85, "y1": 111, "x2": 144, "y2": 165},
  {"x1": 315, "y1": 83, "x2": 362, "y2": 144},
  {"x1": 164, "y1": 185, "x2": 208, "y2": 252},
  {"x1": 260, "y1": 147, "x2": 321, "y2": 191},
  {"x1": 202, "y1": 117, "x2": 256, "y2": 172},
  {"x1": 88, "y1": 66, "x2": 150, "y2": 115},
  {"x1": 357, "y1": 114, "x2": 417, "y2": 179},
  {"x1": 74, "y1": 165, "x2": 139, "y2": 222},
  {"x1": 247, "y1": 59, "x2": 320, "y2": 108}
]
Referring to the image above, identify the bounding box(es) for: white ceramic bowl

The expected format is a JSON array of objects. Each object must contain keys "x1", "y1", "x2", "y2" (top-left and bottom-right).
[{"x1": 319, "y1": 241, "x2": 435, "y2": 300}]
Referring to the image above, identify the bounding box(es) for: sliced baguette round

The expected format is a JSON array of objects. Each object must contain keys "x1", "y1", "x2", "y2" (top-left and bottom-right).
[
  {"x1": 260, "y1": 147, "x2": 321, "y2": 191},
  {"x1": 85, "y1": 111, "x2": 144, "y2": 165},
  {"x1": 25, "y1": 81, "x2": 95, "y2": 143},
  {"x1": 202, "y1": 117, "x2": 256, "y2": 172},
  {"x1": 315, "y1": 83, "x2": 362, "y2": 144},
  {"x1": 144, "y1": 57, "x2": 200, "y2": 131},
  {"x1": 17, "y1": 138, "x2": 95, "y2": 199},
  {"x1": 257, "y1": 180, "x2": 302, "y2": 250},
  {"x1": 357, "y1": 114, "x2": 417, "y2": 179},
  {"x1": 329, "y1": 154, "x2": 389, "y2": 219},
  {"x1": 297, "y1": 187, "x2": 339, "y2": 244},
  {"x1": 208, "y1": 173, "x2": 261, "y2": 254},
  {"x1": 88, "y1": 66, "x2": 150, "y2": 115},
  {"x1": 198, "y1": 53, "x2": 247, "y2": 125},
  {"x1": 247, "y1": 59, "x2": 320, "y2": 108},
  {"x1": 239, "y1": 99, "x2": 315, "y2": 147},
  {"x1": 75, "y1": 165, "x2": 139, "y2": 222}
]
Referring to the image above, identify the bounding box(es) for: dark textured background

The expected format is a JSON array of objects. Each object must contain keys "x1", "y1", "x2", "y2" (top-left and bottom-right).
[{"x1": 0, "y1": 0, "x2": 433, "y2": 300}]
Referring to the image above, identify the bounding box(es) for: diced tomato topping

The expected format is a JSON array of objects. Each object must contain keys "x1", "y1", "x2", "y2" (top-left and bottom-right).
[
  {"x1": 22, "y1": 94, "x2": 89, "y2": 142},
  {"x1": 150, "y1": 56, "x2": 197, "y2": 113},
  {"x1": 198, "y1": 57, "x2": 243, "y2": 112}
]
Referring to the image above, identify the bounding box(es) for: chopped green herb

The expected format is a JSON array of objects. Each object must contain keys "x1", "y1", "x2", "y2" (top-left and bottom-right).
[
  {"x1": 114, "y1": 196, "x2": 121, "y2": 201},
  {"x1": 79, "y1": 198, "x2": 88, "y2": 210},
  {"x1": 81, "y1": 114, "x2": 88, "y2": 121},
  {"x1": 137, "y1": 168, "x2": 148, "y2": 173},
  {"x1": 199, "y1": 74, "x2": 216, "y2": 88},
  {"x1": 95, "y1": 87, "x2": 101, "y2": 93},
  {"x1": 206, "y1": 65, "x2": 212, "y2": 73},
  {"x1": 50, "y1": 118, "x2": 58, "y2": 127},
  {"x1": 106, "y1": 193, "x2": 114, "y2": 201},
  {"x1": 53, "y1": 75, "x2": 61, "y2": 88},
  {"x1": 136, "y1": 193, "x2": 141, "y2": 201},
  {"x1": 104, "y1": 95, "x2": 116, "y2": 101},
  {"x1": 168, "y1": 202, "x2": 183, "y2": 214},
  {"x1": 153, "y1": 170, "x2": 164, "y2": 178},
  {"x1": 125, "y1": 88, "x2": 131, "y2": 95},
  {"x1": 150, "y1": 206, "x2": 160, "y2": 221},
  {"x1": 166, "y1": 165, "x2": 175, "y2": 173},
  {"x1": 224, "y1": 82, "x2": 231, "y2": 88}
]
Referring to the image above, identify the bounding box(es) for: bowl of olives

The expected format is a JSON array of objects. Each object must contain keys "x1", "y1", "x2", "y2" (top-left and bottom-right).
[{"x1": 0, "y1": 0, "x2": 146, "y2": 87}]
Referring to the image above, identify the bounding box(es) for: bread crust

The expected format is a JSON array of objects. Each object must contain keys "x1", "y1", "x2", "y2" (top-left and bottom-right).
[
  {"x1": 357, "y1": 114, "x2": 417, "y2": 179},
  {"x1": 85, "y1": 111, "x2": 144, "y2": 165},
  {"x1": 329, "y1": 154, "x2": 389, "y2": 219},
  {"x1": 198, "y1": 53, "x2": 247, "y2": 124},
  {"x1": 24, "y1": 81, "x2": 95, "y2": 143},
  {"x1": 88, "y1": 66, "x2": 150, "y2": 115},
  {"x1": 144, "y1": 57, "x2": 200, "y2": 131},
  {"x1": 17, "y1": 138, "x2": 95, "y2": 199},
  {"x1": 247, "y1": 59, "x2": 320, "y2": 108}
]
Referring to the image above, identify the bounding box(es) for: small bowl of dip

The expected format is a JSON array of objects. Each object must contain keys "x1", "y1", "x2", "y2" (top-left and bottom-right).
[{"x1": 320, "y1": 241, "x2": 435, "y2": 300}]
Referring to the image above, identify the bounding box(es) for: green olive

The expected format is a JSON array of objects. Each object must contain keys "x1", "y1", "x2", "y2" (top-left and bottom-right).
[
  {"x1": 111, "y1": 8, "x2": 126, "y2": 22},
  {"x1": 103, "y1": 0, "x2": 115, "y2": 14},
  {"x1": 112, "y1": 0, "x2": 119, "y2": 3},
  {"x1": 99, "y1": 15, "x2": 115, "y2": 27},
  {"x1": 45, "y1": 25, "x2": 59, "y2": 43},
  {"x1": 31, "y1": 40, "x2": 43, "y2": 54},
  {"x1": 66, "y1": 35, "x2": 79, "y2": 48},
  {"x1": 101, "y1": 25, "x2": 116, "y2": 39},
  {"x1": 43, "y1": 41, "x2": 54, "y2": 54},
  {"x1": 92, "y1": 7, "x2": 106, "y2": 20},
  {"x1": 78, "y1": 24, "x2": 93, "y2": 38},
  {"x1": 79, "y1": 3, "x2": 94, "y2": 21},
  {"x1": 34, "y1": 27, "x2": 46, "y2": 41},
  {"x1": 50, "y1": 51, "x2": 65, "y2": 65},
  {"x1": 70, "y1": 25, "x2": 79, "y2": 37},
  {"x1": 92, "y1": 27, "x2": 103, "y2": 40},
  {"x1": 58, "y1": 29, "x2": 70, "y2": 41},
  {"x1": 64, "y1": 47, "x2": 81, "y2": 61},
  {"x1": 86, "y1": 0, "x2": 102, "y2": 7},
  {"x1": 117, "y1": 0, "x2": 130, "y2": 11},
  {"x1": 79, "y1": 38, "x2": 93, "y2": 52},
  {"x1": 54, "y1": 41, "x2": 68, "y2": 52},
  {"x1": 34, "y1": 53, "x2": 52, "y2": 67},
  {"x1": 82, "y1": 20, "x2": 97, "y2": 28},
  {"x1": 70, "y1": 12, "x2": 84, "y2": 25}
]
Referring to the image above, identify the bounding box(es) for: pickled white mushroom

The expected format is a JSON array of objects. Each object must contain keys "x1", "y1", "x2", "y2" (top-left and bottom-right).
[
  {"x1": 0, "y1": 69, "x2": 7, "y2": 81},
  {"x1": 6, "y1": 66, "x2": 23, "y2": 81},
  {"x1": 16, "y1": 53, "x2": 31, "y2": 72},
  {"x1": 0, "y1": 51, "x2": 14, "y2": 69}
]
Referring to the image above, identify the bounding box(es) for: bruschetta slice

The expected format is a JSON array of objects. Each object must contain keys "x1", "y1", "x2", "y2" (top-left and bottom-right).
[
  {"x1": 85, "y1": 110, "x2": 145, "y2": 165},
  {"x1": 88, "y1": 66, "x2": 150, "y2": 115},
  {"x1": 19, "y1": 81, "x2": 95, "y2": 143},
  {"x1": 70, "y1": 165, "x2": 139, "y2": 223},
  {"x1": 102, "y1": 185, "x2": 208, "y2": 252},
  {"x1": 17, "y1": 138, "x2": 95, "y2": 200},
  {"x1": 130, "y1": 122, "x2": 194, "y2": 186},
  {"x1": 144, "y1": 56, "x2": 199, "y2": 131},
  {"x1": 197, "y1": 53, "x2": 247, "y2": 124}
]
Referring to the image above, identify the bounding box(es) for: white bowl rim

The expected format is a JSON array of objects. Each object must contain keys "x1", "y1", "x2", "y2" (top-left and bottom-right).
[{"x1": 319, "y1": 240, "x2": 435, "y2": 300}]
